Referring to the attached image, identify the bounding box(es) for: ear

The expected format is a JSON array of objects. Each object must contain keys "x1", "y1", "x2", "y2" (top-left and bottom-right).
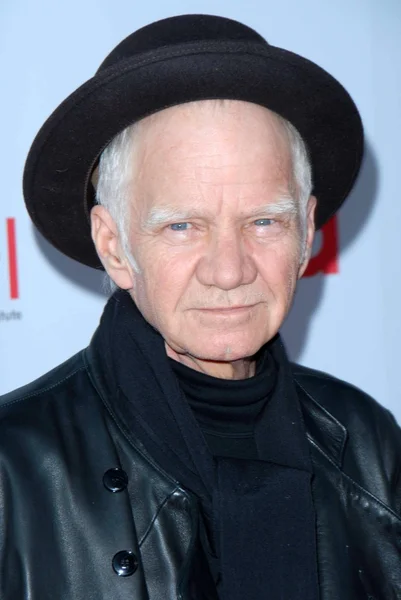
[
  {"x1": 90, "y1": 205, "x2": 133, "y2": 290},
  {"x1": 297, "y1": 195, "x2": 317, "y2": 279}
]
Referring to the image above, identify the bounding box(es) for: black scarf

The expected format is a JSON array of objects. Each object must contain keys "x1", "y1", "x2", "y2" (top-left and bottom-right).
[{"x1": 92, "y1": 291, "x2": 319, "y2": 599}]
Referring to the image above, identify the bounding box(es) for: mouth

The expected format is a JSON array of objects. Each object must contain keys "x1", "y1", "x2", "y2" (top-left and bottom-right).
[{"x1": 196, "y1": 304, "x2": 258, "y2": 313}]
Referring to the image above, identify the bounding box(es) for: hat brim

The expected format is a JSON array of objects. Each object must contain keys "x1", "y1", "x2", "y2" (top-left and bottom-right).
[{"x1": 23, "y1": 40, "x2": 363, "y2": 269}]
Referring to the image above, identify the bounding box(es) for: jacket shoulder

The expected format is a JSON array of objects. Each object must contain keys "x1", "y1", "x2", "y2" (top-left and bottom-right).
[
  {"x1": 0, "y1": 351, "x2": 88, "y2": 415},
  {"x1": 291, "y1": 362, "x2": 396, "y2": 429}
]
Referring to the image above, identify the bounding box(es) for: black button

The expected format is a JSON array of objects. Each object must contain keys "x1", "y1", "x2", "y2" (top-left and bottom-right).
[
  {"x1": 112, "y1": 551, "x2": 138, "y2": 577},
  {"x1": 103, "y1": 468, "x2": 128, "y2": 493}
]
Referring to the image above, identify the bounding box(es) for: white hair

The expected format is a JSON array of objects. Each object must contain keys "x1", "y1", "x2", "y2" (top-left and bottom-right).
[
  {"x1": 96, "y1": 125, "x2": 141, "y2": 274},
  {"x1": 96, "y1": 101, "x2": 313, "y2": 284},
  {"x1": 279, "y1": 116, "x2": 313, "y2": 241}
]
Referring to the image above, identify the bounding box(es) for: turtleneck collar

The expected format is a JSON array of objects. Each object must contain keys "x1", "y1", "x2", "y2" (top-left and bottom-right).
[{"x1": 170, "y1": 345, "x2": 277, "y2": 434}]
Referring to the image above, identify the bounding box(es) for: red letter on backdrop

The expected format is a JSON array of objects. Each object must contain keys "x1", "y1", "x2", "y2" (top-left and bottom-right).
[
  {"x1": 303, "y1": 216, "x2": 339, "y2": 277},
  {"x1": 7, "y1": 218, "x2": 19, "y2": 299}
]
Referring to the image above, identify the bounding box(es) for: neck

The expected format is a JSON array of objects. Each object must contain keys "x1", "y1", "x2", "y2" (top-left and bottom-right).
[{"x1": 165, "y1": 344, "x2": 256, "y2": 379}]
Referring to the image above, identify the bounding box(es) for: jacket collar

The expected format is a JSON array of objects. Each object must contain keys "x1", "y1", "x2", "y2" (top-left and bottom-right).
[{"x1": 294, "y1": 377, "x2": 348, "y2": 468}]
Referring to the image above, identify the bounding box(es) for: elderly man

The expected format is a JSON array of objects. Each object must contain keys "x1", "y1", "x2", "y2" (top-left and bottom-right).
[{"x1": 1, "y1": 13, "x2": 401, "y2": 600}]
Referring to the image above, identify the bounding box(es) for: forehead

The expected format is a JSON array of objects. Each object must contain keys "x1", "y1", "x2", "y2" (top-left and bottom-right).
[{"x1": 133, "y1": 100, "x2": 293, "y2": 197}]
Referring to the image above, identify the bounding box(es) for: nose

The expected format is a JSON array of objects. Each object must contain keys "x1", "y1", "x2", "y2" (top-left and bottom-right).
[{"x1": 196, "y1": 228, "x2": 257, "y2": 290}]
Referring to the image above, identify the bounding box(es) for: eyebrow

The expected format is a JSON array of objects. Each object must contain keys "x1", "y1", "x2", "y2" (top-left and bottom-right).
[
  {"x1": 246, "y1": 197, "x2": 298, "y2": 218},
  {"x1": 142, "y1": 206, "x2": 202, "y2": 229},
  {"x1": 142, "y1": 196, "x2": 298, "y2": 229}
]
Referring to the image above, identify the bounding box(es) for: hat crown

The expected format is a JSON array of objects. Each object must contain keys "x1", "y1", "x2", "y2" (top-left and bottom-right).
[{"x1": 97, "y1": 14, "x2": 267, "y2": 73}]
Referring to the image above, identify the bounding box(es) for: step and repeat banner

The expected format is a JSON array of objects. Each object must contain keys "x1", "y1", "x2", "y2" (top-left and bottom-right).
[{"x1": 1, "y1": 0, "x2": 400, "y2": 419}]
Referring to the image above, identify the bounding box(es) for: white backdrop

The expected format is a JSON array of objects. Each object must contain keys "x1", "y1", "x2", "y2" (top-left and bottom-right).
[{"x1": 1, "y1": 0, "x2": 400, "y2": 420}]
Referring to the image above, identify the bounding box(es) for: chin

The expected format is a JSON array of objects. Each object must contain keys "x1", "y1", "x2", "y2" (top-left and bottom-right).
[{"x1": 183, "y1": 334, "x2": 268, "y2": 363}]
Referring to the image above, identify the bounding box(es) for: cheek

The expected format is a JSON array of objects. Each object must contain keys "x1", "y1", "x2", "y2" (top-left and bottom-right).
[
  {"x1": 258, "y1": 245, "x2": 300, "y2": 297},
  {"x1": 131, "y1": 252, "x2": 195, "y2": 319}
]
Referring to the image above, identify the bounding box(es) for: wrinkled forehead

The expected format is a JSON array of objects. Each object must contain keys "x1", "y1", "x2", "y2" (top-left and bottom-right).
[
  {"x1": 136, "y1": 99, "x2": 291, "y2": 150},
  {"x1": 133, "y1": 99, "x2": 294, "y2": 188}
]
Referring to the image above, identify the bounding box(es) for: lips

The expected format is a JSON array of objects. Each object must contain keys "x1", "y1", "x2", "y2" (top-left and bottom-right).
[
  {"x1": 200, "y1": 306, "x2": 251, "y2": 310},
  {"x1": 195, "y1": 304, "x2": 257, "y2": 313}
]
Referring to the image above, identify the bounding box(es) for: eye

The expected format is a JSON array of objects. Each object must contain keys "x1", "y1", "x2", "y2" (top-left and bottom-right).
[
  {"x1": 169, "y1": 222, "x2": 192, "y2": 231},
  {"x1": 254, "y1": 218, "x2": 275, "y2": 226}
]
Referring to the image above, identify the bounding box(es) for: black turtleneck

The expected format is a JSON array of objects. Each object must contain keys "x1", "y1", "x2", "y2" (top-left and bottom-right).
[{"x1": 170, "y1": 347, "x2": 277, "y2": 459}]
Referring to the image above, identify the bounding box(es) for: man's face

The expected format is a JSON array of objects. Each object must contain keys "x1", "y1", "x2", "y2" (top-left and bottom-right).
[{"x1": 115, "y1": 101, "x2": 314, "y2": 364}]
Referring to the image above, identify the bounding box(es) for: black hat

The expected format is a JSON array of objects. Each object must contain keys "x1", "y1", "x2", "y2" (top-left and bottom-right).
[{"x1": 23, "y1": 14, "x2": 363, "y2": 269}]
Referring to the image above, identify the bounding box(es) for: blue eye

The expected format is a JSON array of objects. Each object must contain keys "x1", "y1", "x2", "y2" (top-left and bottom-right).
[
  {"x1": 169, "y1": 223, "x2": 191, "y2": 231},
  {"x1": 169, "y1": 222, "x2": 190, "y2": 231},
  {"x1": 254, "y1": 218, "x2": 274, "y2": 226}
]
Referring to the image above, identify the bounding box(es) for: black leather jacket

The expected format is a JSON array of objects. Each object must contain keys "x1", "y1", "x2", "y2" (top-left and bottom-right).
[{"x1": 1, "y1": 341, "x2": 401, "y2": 600}]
